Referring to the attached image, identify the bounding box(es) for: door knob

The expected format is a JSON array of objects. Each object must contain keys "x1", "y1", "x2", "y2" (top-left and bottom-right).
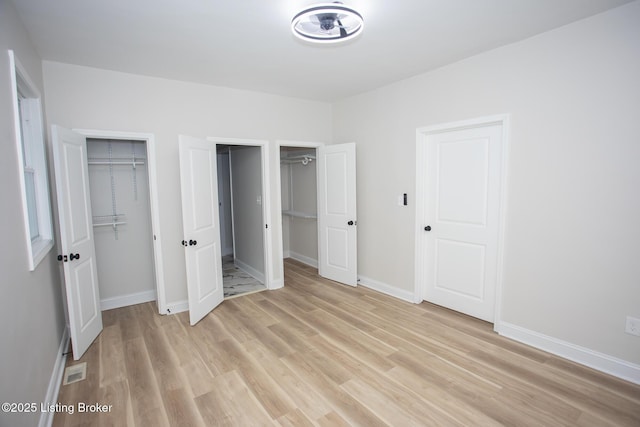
[
  {"x1": 69, "y1": 253, "x2": 80, "y2": 261},
  {"x1": 347, "y1": 221, "x2": 354, "y2": 226},
  {"x1": 424, "y1": 225, "x2": 432, "y2": 231},
  {"x1": 181, "y1": 240, "x2": 188, "y2": 246},
  {"x1": 189, "y1": 240, "x2": 197, "y2": 246}
]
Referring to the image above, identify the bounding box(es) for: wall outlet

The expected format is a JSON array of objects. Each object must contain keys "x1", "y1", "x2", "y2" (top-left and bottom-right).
[{"x1": 625, "y1": 316, "x2": 640, "y2": 336}]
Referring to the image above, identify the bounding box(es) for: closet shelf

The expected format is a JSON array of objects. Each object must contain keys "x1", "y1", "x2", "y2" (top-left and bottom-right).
[
  {"x1": 92, "y1": 214, "x2": 126, "y2": 229},
  {"x1": 88, "y1": 157, "x2": 146, "y2": 166},
  {"x1": 93, "y1": 221, "x2": 127, "y2": 228},
  {"x1": 282, "y1": 210, "x2": 317, "y2": 219}
]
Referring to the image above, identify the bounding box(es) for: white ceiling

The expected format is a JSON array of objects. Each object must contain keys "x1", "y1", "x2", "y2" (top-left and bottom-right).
[{"x1": 12, "y1": 0, "x2": 632, "y2": 102}]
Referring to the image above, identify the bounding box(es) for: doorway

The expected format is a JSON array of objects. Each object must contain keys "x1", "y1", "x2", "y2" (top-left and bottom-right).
[
  {"x1": 179, "y1": 135, "x2": 272, "y2": 325},
  {"x1": 86, "y1": 138, "x2": 157, "y2": 309},
  {"x1": 276, "y1": 141, "x2": 358, "y2": 287},
  {"x1": 415, "y1": 115, "x2": 508, "y2": 322},
  {"x1": 52, "y1": 126, "x2": 166, "y2": 359},
  {"x1": 217, "y1": 144, "x2": 267, "y2": 298},
  {"x1": 73, "y1": 129, "x2": 170, "y2": 314},
  {"x1": 280, "y1": 146, "x2": 319, "y2": 268}
]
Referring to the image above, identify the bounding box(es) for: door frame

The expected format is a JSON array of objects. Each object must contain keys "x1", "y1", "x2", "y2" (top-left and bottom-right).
[
  {"x1": 414, "y1": 114, "x2": 510, "y2": 326},
  {"x1": 274, "y1": 140, "x2": 324, "y2": 286},
  {"x1": 207, "y1": 137, "x2": 273, "y2": 290},
  {"x1": 74, "y1": 129, "x2": 168, "y2": 314}
]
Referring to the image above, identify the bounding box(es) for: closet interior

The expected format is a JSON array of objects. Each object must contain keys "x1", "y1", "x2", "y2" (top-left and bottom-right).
[
  {"x1": 216, "y1": 145, "x2": 266, "y2": 298},
  {"x1": 86, "y1": 138, "x2": 156, "y2": 309},
  {"x1": 280, "y1": 147, "x2": 318, "y2": 267}
]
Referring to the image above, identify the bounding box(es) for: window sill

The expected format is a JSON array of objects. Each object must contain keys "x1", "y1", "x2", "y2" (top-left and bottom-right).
[{"x1": 29, "y1": 238, "x2": 54, "y2": 271}]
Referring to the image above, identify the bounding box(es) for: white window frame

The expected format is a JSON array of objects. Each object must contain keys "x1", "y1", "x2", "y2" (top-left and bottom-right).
[{"x1": 9, "y1": 50, "x2": 54, "y2": 270}]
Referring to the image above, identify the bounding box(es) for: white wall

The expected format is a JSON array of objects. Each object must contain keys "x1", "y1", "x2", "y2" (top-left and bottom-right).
[
  {"x1": 230, "y1": 146, "x2": 264, "y2": 278},
  {"x1": 333, "y1": 1, "x2": 640, "y2": 366},
  {"x1": 0, "y1": 1, "x2": 67, "y2": 426},
  {"x1": 42, "y1": 61, "x2": 332, "y2": 307},
  {"x1": 217, "y1": 152, "x2": 233, "y2": 256}
]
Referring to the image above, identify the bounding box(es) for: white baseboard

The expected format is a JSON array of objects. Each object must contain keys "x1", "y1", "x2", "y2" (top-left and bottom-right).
[
  {"x1": 288, "y1": 251, "x2": 318, "y2": 268},
  {"x1": 357, "y1": 275, "x2": 416, "y2": 304},
  {"x1": 101, "y1": 289, "x2": 156, "y2": 311},
  {"x1": 38, "y1": 326, "x2": 69, "y2": 427},
  {"x1": 269, "y1": 278, "x2": 284, "y2": 290},
  {"x1": 165, "y1": 299, "x2": 189, "y2": 315},
  {"x1": 495, "y1": 321, "x2": 640, "y2": 385},
  {"x1": 235, "y1": 258, "x2": 265, "y2": 283}
]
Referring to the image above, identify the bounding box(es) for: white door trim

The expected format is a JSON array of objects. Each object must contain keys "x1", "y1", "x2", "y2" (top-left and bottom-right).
[
  {"x1": 274, "y1": 140, "x2": 324, "y2": 287},
  {"x1": 207, "y1": 137, "x2": 272, "y2": 290},
  {"x1": 73, "y1": 129, "x2": 168, "y2": 314},
  {"x1": 414, "y1": 114, "x2": 510, "y2": 327}
]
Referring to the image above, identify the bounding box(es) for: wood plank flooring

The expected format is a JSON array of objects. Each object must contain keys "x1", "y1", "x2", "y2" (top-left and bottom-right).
[{"x1": 53, "y1": 259, "x2": 640, "y2": 426}]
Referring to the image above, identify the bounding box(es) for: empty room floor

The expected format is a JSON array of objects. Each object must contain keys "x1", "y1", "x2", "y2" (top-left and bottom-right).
[{"x1": 53, "y1": 259, "x2": 640, "y2": 426}]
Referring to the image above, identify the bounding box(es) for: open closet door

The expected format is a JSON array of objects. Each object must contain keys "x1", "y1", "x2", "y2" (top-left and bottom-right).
[
  {"x1": 178, "y1": 135, "x2": 224, "y2": 325},
  {"x1": 51, "y1": 125, "x2": 103, "y2": 360},
  {"x1": 317, "y1": 143, "x2": 357, "y2": 286}
]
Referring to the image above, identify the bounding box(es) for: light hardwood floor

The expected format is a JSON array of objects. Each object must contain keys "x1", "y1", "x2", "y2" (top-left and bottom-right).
[{"x1": 53, "y1": 259, "x2": 640, "y2": 426}]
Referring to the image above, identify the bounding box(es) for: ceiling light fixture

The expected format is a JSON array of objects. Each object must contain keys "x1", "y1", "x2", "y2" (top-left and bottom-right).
[{"x1": 291, "y1": 2, "x2": 364, "y2": 44}]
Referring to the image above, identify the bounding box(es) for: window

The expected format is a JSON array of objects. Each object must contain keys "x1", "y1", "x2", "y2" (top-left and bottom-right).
[{"x1": 9, "y1": 50, "x2": 54, "y2": 270}]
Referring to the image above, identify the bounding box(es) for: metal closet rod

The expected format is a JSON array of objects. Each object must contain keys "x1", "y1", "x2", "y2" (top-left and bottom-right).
[
  {"x1": 283, "y1": 154, "x2": 316, "y2": 160},
  {"x1": 281, "y1": 154, "x2": 315, "y2": 165},
  {"x1": 92, "y1": 213, "x2": 127, "y2": 228},
  {"x1": 87, "y1": 157, "x2": 146, "y2": 165}
]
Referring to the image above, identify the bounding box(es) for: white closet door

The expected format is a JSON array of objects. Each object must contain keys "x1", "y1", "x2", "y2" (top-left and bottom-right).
[
  {"x1": 178, "y1": 135, "x2": 224, "y2": 325},
  {"x1": 317, "y1": 143, "x2": 357, "y2": 286},
  {"x1": 52, "y1": 125, "x2": 103, "y2": 360},
  {"x1": 421, "y1": 124, "x2": 503, "y2": 322}
]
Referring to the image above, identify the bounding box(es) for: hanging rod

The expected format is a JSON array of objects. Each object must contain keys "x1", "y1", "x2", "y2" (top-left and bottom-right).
[
  {"x1": 280, "y1": 154, "x2": 315, "y2": 165},
  {"x1": 88, "y1": 157, "x2": 146, "y2": 166},
  {"x1": 93, "y1": 214, "x2": 125, "y2": 220},
  {"x1": 282, "y1": 210, "x2": 317, "y2": 219},
  {"x1": 93, "y1": 214, "x2": 126, "y2": 233},
  {"x1": 93, "y1": 221, "x2": 127, "y2": 228},
  {"x1": 92, "y1": 213, "x2": 126, "y2": 228},
  {"x1": 282, "y1": 154, "x2": 316, "y2": 160}
]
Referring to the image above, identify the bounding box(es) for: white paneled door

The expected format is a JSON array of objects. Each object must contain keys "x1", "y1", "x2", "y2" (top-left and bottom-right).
[
  {"x1": 317, "y1": 143, "x2": 357, "y2": 286},
  {"x1": 418, "y1": 122, "x2": 504, "y2": 322},
  {"x1": 178, "y1": 135, "x2": 224, "y2": 325},
  {"x1": 52, "y1": 125, "x2": 103, "y2": 360}
]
